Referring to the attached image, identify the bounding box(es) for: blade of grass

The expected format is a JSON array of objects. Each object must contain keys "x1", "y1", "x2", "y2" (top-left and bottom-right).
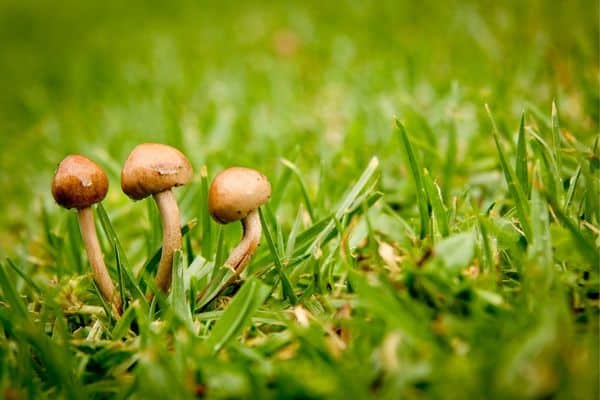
[
  {"x1": 169, "y1": 250, "x2": 193, "y2": 331},
  {"x1": 527, "y1": 126, "x2": 562, "y2": 205},
  {"x1": 259, "y1": 208, "x2": 297, "y2": 304},
  {"x1": 96, "y1": 204, "x2": 146, "y2": 302},
  {"x1": 92, "y1": 280, "x2": 114, "y2": 324},
  {"x1": 145, "y1": 197, "x2": 161, "y2": 257},
  {"x1": 205, "y1": 277, "x2": 270, "y2": 354},
  {"x1": 195, "y1": 267, "x2": 235, "y2": 310},
  {"x1": 422, "y1": 169, "x2": 449, "y2": 237},
  {"x1": 0, "y1": 262, "x2": 27, "y2": 317},
  {"x1": 213, "y1": 225, "x2": 225, "y2": 275},
  {"x1": 396, "y1": 120, "x2": 429, "y2": 239},
  {"x1": 114, "y1": 243, "x2": 127, "y2": 311},
  {"x1": 6, "y1": 258, "x2": 41, "y2": 293},
  {"x1": 486, "y1": 104, "x2": 532, "y2": 240},
  {"x1": 529, "y1": 169, "x2": 554, "y2": 290},
  {"x1": 516, "y1": 112, "x2": 529, "y2": 196},
  {"x1": 285, "y1": 207, "x2": 304, "y2": 262},
  {"x1": 307, "y1": 157, "x2": 380, "y2": 254},
  {"x1": 551, "y1": 100, "x2": 562, "y2": 178},
  {"x1": 66, "y1": 212, "x2": 84, "y2": 274},
  {"x1": 477, "y1": 215, "x2": 494, "y2": 274},
  {"x1": 280, "y1": 158, "x2": 316, "y2": 222},
  {"x1": 111, "y1": 304, "x2": 137, "y2": 340},
  {"x1": 200, "y1": 165, "x2": 212, "y2": 259},
  {"x1": 548, "y1": 196, "x2": 598, "y2": 268},
  {"x1": 442, "y1": 121, "x2": 457, "y2": 202},
  {"x1": 270, "y1": 159, "x2": 294, "y2": 212},
  {"x1": 564, "y1": 166, "x2": 581, "y2": 211}
]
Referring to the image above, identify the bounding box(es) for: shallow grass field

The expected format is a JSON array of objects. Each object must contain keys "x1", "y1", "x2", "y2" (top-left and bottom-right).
[{"x1": 0, "y1": 0, "x2": 598, "y2": 398}]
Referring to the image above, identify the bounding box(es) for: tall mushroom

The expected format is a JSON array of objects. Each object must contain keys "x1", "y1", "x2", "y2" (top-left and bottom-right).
[
  {"x1": 52, "y1": 155, "x2": 122, "y2": 315},
  {"x1": 121, "y1": 143, "x2": 192, "y2": 295},
  {"x1": 208, "y1": 167, "x2": 271, "y2": 275}
]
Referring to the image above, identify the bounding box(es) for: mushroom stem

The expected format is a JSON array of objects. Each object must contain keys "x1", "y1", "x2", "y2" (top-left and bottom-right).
[
  {"x1": 224, "y1": 209, "x2": 261, "y2": 272},
  {"x1": 77, "y1": 207, "x2": 122, "y2": 315},
  {"x1": 195, "y1": 209, "x2": 262, "y2": 305},
  {"x1": 153, "y1": 190, "x2": 182, "y2": 294}
]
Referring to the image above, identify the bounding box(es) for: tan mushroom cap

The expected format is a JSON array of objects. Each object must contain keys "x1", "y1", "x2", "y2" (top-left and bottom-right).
[
  {"x1": 121, "y1": 143, "x2": 193, "y2": 200},
  {"x1": 52, "y1": 155, "x2": 109, "y2": 210},
  {"x1": 208, "y1": 167, "x2": 271, "y2": 224}
]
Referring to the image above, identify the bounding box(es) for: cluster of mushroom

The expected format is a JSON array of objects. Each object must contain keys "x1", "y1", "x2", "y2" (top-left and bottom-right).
[{"x1": 52, "y1": 143, "x2": 271, "y2": 316}]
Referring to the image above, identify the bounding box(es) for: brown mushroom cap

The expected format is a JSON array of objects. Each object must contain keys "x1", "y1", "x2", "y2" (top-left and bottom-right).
[
  {"x1": 121, "y1": 143, "x2": 193, "y2": 200},
  {"x1": 52, "y1": 155, "x2": 109, "y2": 209},
  {"x1": 208, "y1": 167, "x2": 272, "y2": 224}
]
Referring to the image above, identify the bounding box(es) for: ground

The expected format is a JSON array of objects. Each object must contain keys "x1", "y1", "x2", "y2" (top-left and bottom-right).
[{"x1": 0, "y1": 0, "x2": 598, "y2": 399}]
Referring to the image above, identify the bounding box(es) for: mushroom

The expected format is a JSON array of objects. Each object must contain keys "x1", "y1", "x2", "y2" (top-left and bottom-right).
[
  {"x1": 121, "y1": 143, "x2": 193, "y2": 295},
  {"x1": 52, "y1": 155, "x2": 122, "y2": 315},
  {"x1": 208, "y1": 167, "x2": 271, "y2": 275}
]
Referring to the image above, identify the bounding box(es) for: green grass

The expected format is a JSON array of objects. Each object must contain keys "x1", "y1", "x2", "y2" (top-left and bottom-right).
[{"x1": 0, "y1": 0, "x2": 598, "y2": 398}]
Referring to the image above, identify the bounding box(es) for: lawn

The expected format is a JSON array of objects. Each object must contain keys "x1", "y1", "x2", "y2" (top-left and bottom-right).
[{"x1": 0, "y1": 0, "x2": 598, "y2": 398}]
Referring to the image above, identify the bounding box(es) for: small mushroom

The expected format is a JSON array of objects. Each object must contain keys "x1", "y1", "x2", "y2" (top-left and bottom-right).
[
  {"x1": 208, "y1": 167, "x2": 271, "y2": 275},
  {"x1": 121, "y1": 143, "x2": 193, "y2": 295},
  {"x1": 52, "y1": 155, "x2": 122, "y2": 315}
]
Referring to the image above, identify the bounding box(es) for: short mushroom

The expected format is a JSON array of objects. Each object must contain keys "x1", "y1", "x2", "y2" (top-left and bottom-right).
[
  {"x1": 121, "y1": 143, "x2": 193, "y2": 295},
  {"x1": 208, "y1": 167, "x2": 271, "y2": 275},
  {"x1": 52, "y1": 155, "x2": 122, "y2": 315}
]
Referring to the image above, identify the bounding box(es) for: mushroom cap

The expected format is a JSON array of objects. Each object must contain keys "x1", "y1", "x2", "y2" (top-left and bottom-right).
[
  {"x1": 121, "y1": 143, "x2": 193, "y2": 200},
  {"x1": 208, "y1": 167, "x2": 271, "y2": 224},
  {"x1": 52, "y1": 155, "x2": 109, "y2": 209}
]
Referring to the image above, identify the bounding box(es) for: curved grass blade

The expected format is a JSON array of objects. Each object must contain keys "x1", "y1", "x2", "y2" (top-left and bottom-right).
[
  {"x1": 206, "y1": 277, "x2": 270, "y2": 354},
  {"x1": 6, "y1": 258, "x2": 41, "y2": 294},
  {"x1": 280, "y1": 158, "x2": 316, "y2": 222}
]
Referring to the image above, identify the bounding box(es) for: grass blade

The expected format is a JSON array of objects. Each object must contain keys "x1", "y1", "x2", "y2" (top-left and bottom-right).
[
  {"x1": 548, "y1": 197, "x2": 598, "y2": 268},
  {"x1": 111, "y1": 304, "x2": 137, "y2": 340},
  {"x1": 205, "y1": 277, "x2": 270, "y2": 354},
  {"x1": 307, "y1": 157, "x2": 380, "y2": 255},
  {"x1": 422, "y1": 169, "x2": 449, "y2": 237},
  {"x1": 516, "y1": 112, "x2": 529, "y2": 196},
  {"x1": 442, "y1": 122, "x2": 457, "y2": 202},
  {"x1": 527, "y1": 127, "x2": 562, "y2": 205},
  {"x1": 6, "y1": 258, "x2": 41, "y2": 293},
  {"x1": 169, "y1": 250, "x2": 193, "y2": 330},
  {"x1": 280, "y1": 158, "x2": 316, "y2": 222},
  {"x1": 551, "y1": 100, "x2": 562, "y2": 178},
  {"x1": 486, "y1": 104, "x2": 532, "y2": 240},
  {"x1": 529, "y1": 169, "x2": 554, "y2": 290},
  {"x1": 114, "y1": 243, "x2": 127, "y2": 311},
  {"x1": 0, "y1": 262, "x2": 27, "y2": 317},
  {"x1": 564, "y1": 166, "x2": 581, "y2": 210},
  {"x1": 259, "y1": 208, "x2": 297, "y2": 304},
  {"x1": 96, "y1": 203, "x2": 146, "y2": 302},
  {"x1": 200, "y1": 165, "x2": 213, "y2": 258},
  {"x1": 396, "y1": 120, "x2": 429, "y2": 239}
]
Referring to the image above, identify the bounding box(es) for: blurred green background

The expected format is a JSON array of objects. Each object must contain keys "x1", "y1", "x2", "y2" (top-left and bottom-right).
[
  {"x1": 0, "y1": 0, "x2": 597, "y2": 252},
  {"x1": 0, "y1": 1, "x2": 598, "y2": 398}
]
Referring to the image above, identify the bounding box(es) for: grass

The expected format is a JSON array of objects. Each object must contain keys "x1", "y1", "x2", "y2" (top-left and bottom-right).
[{"x1": 0, "y1": 0, "x2": 598, "y2": 398}]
